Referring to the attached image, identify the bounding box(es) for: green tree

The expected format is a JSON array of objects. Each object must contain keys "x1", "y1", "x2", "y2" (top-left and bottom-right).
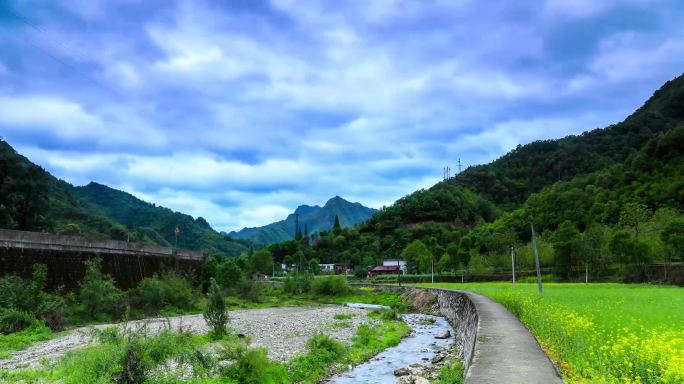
[
  {"x1": 552, "y1": 221, "x2": 582, "y2": 280},
  {"x1": 400, "y1": 240, "x2": 432, "y2": 274},
  {"x1": 662, "y1": 219, "x2": 684, "y2": 262},
  {"x1": 619, "y1": 202, "x2": 651, "y2": 237},
  {"x1": 204, "y1": 278, "x2": 228, "y2": 339},
  {"x1": 310, "y1": 258, "x2": 321, "y2": 275},
  {"x1": 78, "y1": 258, "x2": 122, "y2": 319},
  {"x1": 217, "y1": 258, "x2": 243, "y2": 289},
  {"x1": 58, "y1": 223, "x2": 82, "y2": 236},
  {"x1": 249, "y1": 249, "x2": 274, "y2": 276},
  {"x1": 333, "y1": 215, "x2": 342, "y2": 235}
]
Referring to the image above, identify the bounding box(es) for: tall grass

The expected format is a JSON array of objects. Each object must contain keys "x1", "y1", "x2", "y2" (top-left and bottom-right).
[{"x1": 423, "y1": 282, "x2": 684, "y2": 383}]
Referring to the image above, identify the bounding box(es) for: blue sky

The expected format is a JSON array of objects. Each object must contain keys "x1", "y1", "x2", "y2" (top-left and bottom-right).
[{"x1": 1, "y1": 0, "x2": 683, "y2": 232}]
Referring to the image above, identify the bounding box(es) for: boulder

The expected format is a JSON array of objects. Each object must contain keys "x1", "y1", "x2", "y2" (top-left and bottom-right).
[{"x1": 435, "y1": 330, "x2": 451, "y2": 339}]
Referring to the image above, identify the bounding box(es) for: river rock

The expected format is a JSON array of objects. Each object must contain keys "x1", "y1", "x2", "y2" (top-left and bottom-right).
[
  {"x1": 413, "y1": 377, "x2": 430, "y2": 384},
  {"x1": 431, "y1": 353, "x2": 446, "y2": 364},
  {"x1": 394, "y1": 367, "x2": 410, "y2": 376},
  {"x1": 435, "y1": 330, "x2": 451, "y2": 339}
]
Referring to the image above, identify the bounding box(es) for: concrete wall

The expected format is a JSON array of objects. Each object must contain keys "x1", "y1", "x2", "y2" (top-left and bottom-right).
[
  {"x1": 0, "y1": 229, "x2": 203, "y2": 260},
  {"x1": 0, "y1": 229, "x2": 204, "y2": 290}
]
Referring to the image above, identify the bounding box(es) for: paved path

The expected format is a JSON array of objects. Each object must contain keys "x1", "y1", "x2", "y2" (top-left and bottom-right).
[{"x1": 462, "y1": 291, "x2": 564, "y2": 384}]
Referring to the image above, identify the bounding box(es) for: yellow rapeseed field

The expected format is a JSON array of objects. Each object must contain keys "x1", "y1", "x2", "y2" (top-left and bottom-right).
[{"x1": 422, "y1": 283, "x2": 684, "y2": 384}]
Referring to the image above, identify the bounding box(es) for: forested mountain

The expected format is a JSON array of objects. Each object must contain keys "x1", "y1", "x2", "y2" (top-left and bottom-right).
[
  {"x1": 72, "y1": 182, "x2": 252, "y2": 256},
  {"x1": 455, "y1": 74, "x2": 684, "y2": 209},
  {"x1": 230, "y1": 196, "x2": 376, "y2": 245},
  {"x1": 268, "y1": 73, "x2": 684, "y2": 283},
  {"x1": 0, "y1": 141, "x2": 251, "y2": 257}
]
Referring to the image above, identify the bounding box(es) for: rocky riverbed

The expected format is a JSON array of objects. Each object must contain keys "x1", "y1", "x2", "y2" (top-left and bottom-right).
[{"x1": 0, "y1": 305, "x2": 375, "y2": 370}]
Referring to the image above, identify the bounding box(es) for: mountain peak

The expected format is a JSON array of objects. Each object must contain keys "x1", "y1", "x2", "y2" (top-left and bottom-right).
[
  {"x1": 231, "y1": 196, "x2": 377, "y2": 245},
  {"x1": 324, "y1": 195, "x2": 348, "y2": 206}
]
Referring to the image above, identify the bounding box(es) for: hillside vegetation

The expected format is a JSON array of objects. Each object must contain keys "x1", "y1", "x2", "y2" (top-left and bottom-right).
[
  {"x1": 269, "y1": 73, "x2": 684, "y2": 285},
  {"x1": 0, "y1": 143, "x2": 251, "y2": 257}
]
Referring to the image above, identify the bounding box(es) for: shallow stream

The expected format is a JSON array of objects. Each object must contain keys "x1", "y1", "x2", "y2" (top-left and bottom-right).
[{"x1": 328, "y1": 313, "x2": 455, "y2": 384}]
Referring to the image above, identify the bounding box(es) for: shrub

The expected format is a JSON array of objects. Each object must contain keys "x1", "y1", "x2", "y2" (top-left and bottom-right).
[
  {"x1": 283, "y1": 274, "x2": 314, "y2": 294},
  {"x1": 221, "y1": 347, "x2": 286, "y2": 384},
  {"x1": 0, "y1": 265, "x2": 66, "y2": 331},
  {"x1": 204, "y1": 279, "x2": 228, "y2": 339},
  {"x1": 115, "y1": 342, "x2": 148, "y2": 384},
  {"x1": 134, "y1": 273, "x2": 194, "y2": 312},
  {"x1": 435, "y1": 361, "x2": 465, "y2": 384},
  {"x1": 36, "y1": 295, "x2": 67, "y2": 331},
  {"x1": 237, "y1": 279, "x2": 265, "y2": 303},
  {"x1": 79, "y1": 258, "x2": 124, "y2": 320},
  {"x1": 311, "y1": 276, "x2": 349, "y2": 296},
  {"x1": 306, "y1": 333, "x2": 345, "y2": 359},
  {"x1": 0, "y1": 309, "x2": 38, "y2": 334},
  {"x1": 370, "y1": 308, "x2": 399, "y2": 321}
]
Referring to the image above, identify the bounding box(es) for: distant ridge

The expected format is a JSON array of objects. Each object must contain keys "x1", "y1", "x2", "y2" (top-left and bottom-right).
[{"x1": 230, "y1": 196, "x2": 377, "y2": 245}]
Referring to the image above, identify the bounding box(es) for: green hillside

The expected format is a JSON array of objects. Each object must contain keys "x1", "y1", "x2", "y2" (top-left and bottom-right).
[
  {"x1": 455, "y1": 74, "x2": 684, "y2": 209},
  {"x1": 0, "y1": 142, "x2": 251, "y2": 257},
  {"x1": 270, "y1": 73, "x2": 684, "y2": 284},
  {"x1": 230, "y1": 196, "x2": 377, "y2": 245},
  {"x1": 72, "y1": 182, "x2": 252, "y2": 256}
]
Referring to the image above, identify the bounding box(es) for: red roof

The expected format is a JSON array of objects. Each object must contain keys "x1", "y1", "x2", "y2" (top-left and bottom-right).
[{"x1": 371, "y1": 265, "x2": 400, "y2": 272}]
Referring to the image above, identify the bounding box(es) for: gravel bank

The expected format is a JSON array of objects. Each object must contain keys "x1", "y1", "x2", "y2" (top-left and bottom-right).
[{"x1": 0, "y1": 305, "x2": 373, "y2": 370}]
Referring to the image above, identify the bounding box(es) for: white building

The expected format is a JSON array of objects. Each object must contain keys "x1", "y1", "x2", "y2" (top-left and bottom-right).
[{"x1": 319, "y1": 263, "x2": 336, "y2": 272}]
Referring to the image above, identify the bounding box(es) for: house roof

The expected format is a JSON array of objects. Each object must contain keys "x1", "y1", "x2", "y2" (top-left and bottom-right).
[{"x1": 371, "y1": 265, "x2": 400, "y2": 272}]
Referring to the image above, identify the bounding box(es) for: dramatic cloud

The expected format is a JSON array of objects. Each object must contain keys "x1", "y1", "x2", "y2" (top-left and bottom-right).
[{"x1": 1, "y1": 0, "x2": 683, "y2": 231}]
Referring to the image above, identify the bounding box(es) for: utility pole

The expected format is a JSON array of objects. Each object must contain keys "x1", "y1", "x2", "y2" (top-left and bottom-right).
[
  {"x1": 511, "y1": 245, "x2": 516, "y2": 286},
  {"x1": 431, "y1": 256, "x2": 434, "y2": 284},
  {"x1": 530, "y1": 219, "x2": 543, "y2": 295},
  {"x1": 174, "y1": 226, "x2": 180, "y2": 254},
  {"x1": 457, "y1": 159, "x2": 462, "y2": 174},
  {"x1": 585, "y1": 263, "x2": 589, "y2": 284}
]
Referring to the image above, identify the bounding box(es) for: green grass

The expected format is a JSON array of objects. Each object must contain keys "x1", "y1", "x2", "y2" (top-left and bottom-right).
[
  {"x1": 1, "y1": 300, "x2": 411, "y2": 384},
  {"x1": 419, "y1": 282, "x2": 684, "y2": 383},
  {"x1": 0, "y1": 325, "x2": 53, "y2": 358},
  {"x1": 327, "y1": 288, "x2": 411, "y2": 311},
  {"x1": 435, "y1": 360, "x2": 465, "y2": 384}
]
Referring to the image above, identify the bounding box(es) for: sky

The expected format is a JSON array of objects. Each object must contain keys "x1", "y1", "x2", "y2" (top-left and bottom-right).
[{"x1": 1, "y1": 0, "x2": 684, "y2": 233}]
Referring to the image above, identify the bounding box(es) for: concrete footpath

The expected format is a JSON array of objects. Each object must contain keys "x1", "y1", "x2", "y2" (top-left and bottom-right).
[{"x1": 462, "y1": 291, "x2": 564, "y2": 384}]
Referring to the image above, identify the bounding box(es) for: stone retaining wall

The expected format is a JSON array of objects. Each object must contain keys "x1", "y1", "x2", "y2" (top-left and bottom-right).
[
  {"x1": 353, "y1": 284, "x2": 479, "y2": 373},
  {"x1": 434, "y1": 289, "x2": 478, "y2": 371}
]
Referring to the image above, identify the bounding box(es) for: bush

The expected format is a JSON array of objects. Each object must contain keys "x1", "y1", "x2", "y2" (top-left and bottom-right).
[
  {"x1": 370, "y1": 308, "x2": 399, "y2": 321},
  {"x1": 311, "y1": 276, "x2": 349, "y2": 296},
  {"x1": 79, "y1": 258, "x2": 124, "y2": 320},
  {"x1": 36, "y1": 295, "x2": 67, "y2": 331},
  {"x1": 237, "y1": 280, "x2": 265, "y2": 303},
  {"x1": 204, "y1": 279, "x2": 228, "y2": 339},
  {"x1": 0, "y1": 309, "x2": 38, "y2": 334},
  {"x1": 306, "y1": 333, "x2": 345, "y2": 358},
  {"x1": 283, "y1": 274, "x2": 313, "y2": 295},
  {"x1": 134, "y1": 273, "x2": 195, "y2": 312},
  {"x1": 0, "y1": 265, "x2": 66, "y2": 331},
  {"x1": 222, "y1": 347, "x2": 286, "y2": 384}
]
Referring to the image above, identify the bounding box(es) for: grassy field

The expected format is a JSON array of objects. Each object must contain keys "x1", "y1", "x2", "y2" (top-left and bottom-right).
[{"x1": 418, "y1": 282, "x2": 684, "y2": 384}]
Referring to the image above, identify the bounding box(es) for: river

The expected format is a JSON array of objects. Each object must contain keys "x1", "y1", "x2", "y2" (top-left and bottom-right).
[{"x1": 328, "y1": 313, "x2": 455, "y2": 384}]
